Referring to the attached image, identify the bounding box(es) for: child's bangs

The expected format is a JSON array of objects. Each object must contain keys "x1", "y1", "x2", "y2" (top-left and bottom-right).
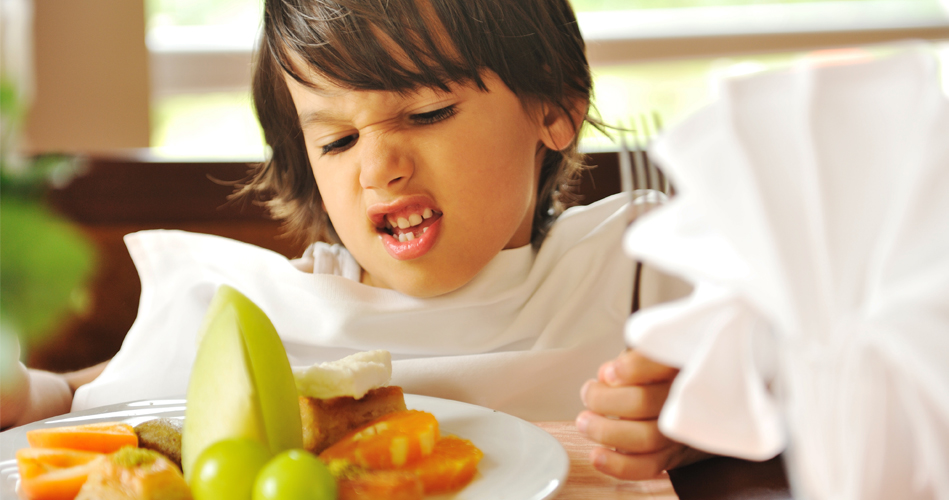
[{"x1": 266, "y1": 0, "x2": 484, "y2": 93}]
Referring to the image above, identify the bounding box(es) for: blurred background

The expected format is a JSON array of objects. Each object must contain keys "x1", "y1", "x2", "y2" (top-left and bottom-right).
[{"x1": 1, "y1": 0, "x2": 948, "y2": 374}]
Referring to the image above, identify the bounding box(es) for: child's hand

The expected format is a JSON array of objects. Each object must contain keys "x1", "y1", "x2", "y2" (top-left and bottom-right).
[
  {"x1": 576, "y1": 349, "x2": 710, "y2": 480},
  {"x1": 1, "y1": 334, "x2": 106, "y2": 429}
]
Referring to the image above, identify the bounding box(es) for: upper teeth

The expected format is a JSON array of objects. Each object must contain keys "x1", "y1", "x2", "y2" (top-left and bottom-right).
[{"x1": 389, "y1": 209, "x2": 434, "y2": 230}]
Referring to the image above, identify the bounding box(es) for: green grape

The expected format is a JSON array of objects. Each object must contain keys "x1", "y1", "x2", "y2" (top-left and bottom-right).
[
  {"x1": 253, "y1": 449, "x2": 338, "y2": 500},
  {"x1": 191, "y1": 438, "x2": 271, "y2": 500}
]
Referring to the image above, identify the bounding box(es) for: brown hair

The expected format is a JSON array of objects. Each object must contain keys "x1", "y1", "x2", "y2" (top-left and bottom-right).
[{"x1": 239, "y1": 0, "x2": 597, "y2": 247}]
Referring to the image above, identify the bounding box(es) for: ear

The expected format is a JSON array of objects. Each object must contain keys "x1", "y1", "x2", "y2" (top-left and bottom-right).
[{"x1": 539, "y1": 99, "x2": 586, "y2": 152}]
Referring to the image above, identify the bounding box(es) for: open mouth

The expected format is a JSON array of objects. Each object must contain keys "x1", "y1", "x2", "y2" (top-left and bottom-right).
[{"x1": 378, "y1": 207, "x2": 442, "y2": 242}]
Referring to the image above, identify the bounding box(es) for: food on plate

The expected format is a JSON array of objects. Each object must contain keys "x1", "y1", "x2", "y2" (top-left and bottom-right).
[
  {"x1": 319, "y1": 410, "x2": 483, "y2": 495},
  {"x1": 299, "y1": 386, "x2": 407, "y2": 454},
  {"x1": 295, "y1": 349, "x2": 408, "y2": 454},
  {"x1": 294, "y1": 350, "x2": 393, "y2": 400},
  {"x1": 298, "y1": 349, "x2": 482, "y2": 495},
  {"x1": 134, "y1": 418, "x2": 183, "y2": 469},
  {"x1": 405, "y1": 435, "x2": 483, "y2": 494},
  {"x1": 327, "y1": 461, "x2": 423, "y2": 500},
  {"x1": 75, "y1": 447, "x2": 191, "y2": 500},
  {"x1": 10, "y1": 287, "x2": 484, "y2": 500},
  {"x1": 319, "y1": 410, "x2": 439, "y2": 469},
  {"x1": 181, "y1": 285, "x2": 303, "y2": 481},
  {"x1": 15, "y1": 447, "x2": 104, "y2": 500},
  {"x1": 26, "y1": 422, "x2": 138, "y2": 454},
  {"x1": 252, "y1": 449, "x2": 336, "y2": 500},
  {"x1": 189, "y1": 438, "x2": 270, "y2": 500}
]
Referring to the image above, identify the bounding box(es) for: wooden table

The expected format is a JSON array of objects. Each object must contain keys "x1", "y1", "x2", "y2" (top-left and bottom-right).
[
  {"x1": 535, "y1": 422, "x2": 678, "y2": 500},
  {"x1": 535, "y1": 422, "x2": 792, "y2": 500}
]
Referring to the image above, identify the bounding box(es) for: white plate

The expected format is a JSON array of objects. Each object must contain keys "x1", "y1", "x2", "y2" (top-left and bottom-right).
[{"x1": 0, "y1": 395, "x2": 568, "y2": 500}]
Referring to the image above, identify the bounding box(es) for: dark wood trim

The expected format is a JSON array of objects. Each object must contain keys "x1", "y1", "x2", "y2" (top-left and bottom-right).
[{"x1": 46, "y1": 153, "x2": 268, "y2": 224}]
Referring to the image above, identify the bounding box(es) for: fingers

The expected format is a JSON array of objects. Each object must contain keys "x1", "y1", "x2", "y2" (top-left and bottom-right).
[
  {"x1": 589, "y1": 446, "x2": 673, "y2": 480},
  {"x1": 598, "y1": 349, "x2": 678, "y2": 387},
  {"x1": 578, "y1": 349, "x2": 692, "y2": 481},
  {"x1": 589, "y1": 443, "x2": 715, "y2": 481},
  {"x1": 581, "y1": 379, "x2": 670, "y2": 419},
  {"x1": 575, "y1": 411, "x2": 673, "y2": 454}
]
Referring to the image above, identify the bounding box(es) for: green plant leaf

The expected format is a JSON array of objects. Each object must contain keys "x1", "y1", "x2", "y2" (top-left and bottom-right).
[{"x1": 0, "y1": 198, "x2": 96, "y2": 344}]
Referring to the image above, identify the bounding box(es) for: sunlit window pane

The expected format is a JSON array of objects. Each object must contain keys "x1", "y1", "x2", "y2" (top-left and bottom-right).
[
  {"x1": 582, "y1": 52, "x2": 802, "y2": 148},
  {"x1": 581, "y1": 40, "x2": 949, "y2": 149},
  {"x1": 146, "y1": 0, "x2": 259, "y2": 28},
  {"x1": 151, "y1": 92, "x2": 265, "y2": 160}
]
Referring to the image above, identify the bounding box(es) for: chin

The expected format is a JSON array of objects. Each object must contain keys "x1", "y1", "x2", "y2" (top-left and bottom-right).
[{"x1": 381, "y1": 270, "x2": 472, "y2": 299}]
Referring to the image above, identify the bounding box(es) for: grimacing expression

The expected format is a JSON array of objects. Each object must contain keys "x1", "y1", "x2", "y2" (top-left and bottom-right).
[{"x1": 285, "y1": 71, "x2": 577, "y2": 297}]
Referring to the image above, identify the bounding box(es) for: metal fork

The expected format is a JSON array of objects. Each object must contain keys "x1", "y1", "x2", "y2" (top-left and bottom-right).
[
  {"x1": 629, "y1": 112, "x2": 672, "y2": 195},
  {"x1": 616, "y1": 113, "x2": 673, "y2": 221},
  {"x1": 617, "y1": 113, "x2": 672, "y2": 312}
]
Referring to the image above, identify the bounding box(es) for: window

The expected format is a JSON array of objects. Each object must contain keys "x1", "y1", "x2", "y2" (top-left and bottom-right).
[
  {"x1": 147, "y1": 0, "x2": 262, "y2": 159},
  {"x1": 146, "y1": 0, "x2": 949, "y2": 158}
]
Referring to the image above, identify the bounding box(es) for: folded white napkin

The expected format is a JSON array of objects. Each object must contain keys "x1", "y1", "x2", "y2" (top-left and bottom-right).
[{"x1": 624, "y1": 45, "x2": 949, "y2": 500}]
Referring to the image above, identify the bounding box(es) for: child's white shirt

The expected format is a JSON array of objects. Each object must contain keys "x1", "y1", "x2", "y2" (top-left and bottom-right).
[{"x1": 73, "y1": 193, "x2": 636, "y2": 421}]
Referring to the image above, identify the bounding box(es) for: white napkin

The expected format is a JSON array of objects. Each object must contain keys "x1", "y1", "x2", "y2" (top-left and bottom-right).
[{"x1": 624, "y1": 45, "x2": 949, "y2": 500}]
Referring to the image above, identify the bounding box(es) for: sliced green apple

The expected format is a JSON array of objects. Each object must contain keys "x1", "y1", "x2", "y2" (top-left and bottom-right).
[{"x1": 181, "y1": 285, "x2": 303, "y2": 481}]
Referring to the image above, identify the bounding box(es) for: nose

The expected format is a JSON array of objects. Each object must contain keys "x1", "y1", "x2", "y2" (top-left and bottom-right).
[{"x1": 358, "y1": 132, "x2": 414, "y2": 191}]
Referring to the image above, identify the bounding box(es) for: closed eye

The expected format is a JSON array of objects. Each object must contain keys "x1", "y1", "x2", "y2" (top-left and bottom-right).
[
  {"x1": 321, "y1": 134, "x2": 358, "y2": 155},
  {"x1": 318, "y1": 104, "x2": 455, "y2": 155},
  {"x1": 410, "y1": 105, "x2": 457, "y2": 125}
]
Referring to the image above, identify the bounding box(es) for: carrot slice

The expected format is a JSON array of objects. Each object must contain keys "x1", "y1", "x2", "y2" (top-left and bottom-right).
[
  {"x1": 16, "y1": 447, "x2": 104, "y2": 500},
  {"x1": 404, "y1": 435, "x2": 483, "y2": 494},
  {"x1": 26, "y1": 422, "x2": 138, "y2": 453},
  {"x1": 320, "y1": 410, "x2": 439, "y2": 469}
]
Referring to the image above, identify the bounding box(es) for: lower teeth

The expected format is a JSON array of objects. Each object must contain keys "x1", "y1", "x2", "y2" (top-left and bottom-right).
[{"x1": 395, "y1": 226, "x2": 429, "y2": 242}]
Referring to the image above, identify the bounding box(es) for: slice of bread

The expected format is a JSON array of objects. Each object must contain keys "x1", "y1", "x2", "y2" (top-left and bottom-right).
[{"x1": 299, "y1": 385, "x2": 407, "y2": 454}]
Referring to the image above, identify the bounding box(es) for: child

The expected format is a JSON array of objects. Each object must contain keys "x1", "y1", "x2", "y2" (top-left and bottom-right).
[{"x1": 6, "y1": 2, "x2": 676, "y2": 472}]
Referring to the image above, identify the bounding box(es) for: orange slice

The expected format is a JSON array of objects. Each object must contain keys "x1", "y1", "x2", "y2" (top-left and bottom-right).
[
  {"x1": 404, "y1": 435, "x2": 483, "y2": 494},
  {"x1": 320, "y1": 410, "x2": 439, "y2": 469},
  {"x1": 338, "y1": 470, "x2": 424, "y2": 500}
]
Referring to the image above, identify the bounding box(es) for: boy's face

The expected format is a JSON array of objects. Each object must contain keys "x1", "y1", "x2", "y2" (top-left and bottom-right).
[{"x1": 285, "y1": 71, "x2": 558, "y2": 297}]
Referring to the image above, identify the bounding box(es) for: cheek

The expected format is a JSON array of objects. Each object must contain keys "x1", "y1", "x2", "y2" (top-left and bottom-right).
[
  {"x1": 311, "y1": 165, "x2": 350, "y2": 227},
  {"x1": 436, "y1": 140, "x2": 537, "y2": 243},
  {"x1": 474, "y1": 127, "x2": 539, "y2": 202},
  {"x1": 450, "y1": 117, "x2": 538, "y2": 180}
]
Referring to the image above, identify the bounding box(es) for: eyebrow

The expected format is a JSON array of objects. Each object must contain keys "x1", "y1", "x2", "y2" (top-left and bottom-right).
[
  {"x1": 298, "y1": 109, "x2": 346, "y2": 129},
  {"x1": 291, "y1": 75, "x2": 349, "y2": 128},
  {"x1": 295, "y1": 82, "x2": 461, "y2": 129}
]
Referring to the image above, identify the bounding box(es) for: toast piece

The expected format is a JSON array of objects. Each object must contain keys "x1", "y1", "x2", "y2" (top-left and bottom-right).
[{"x1": 299, "y1": 385, "x2": 407, "y2": 454}]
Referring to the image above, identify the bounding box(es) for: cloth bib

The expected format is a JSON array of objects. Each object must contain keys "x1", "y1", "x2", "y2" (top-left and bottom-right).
[{"x1": 74, "y1": 193, "x2": 636, "y2": 421}]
